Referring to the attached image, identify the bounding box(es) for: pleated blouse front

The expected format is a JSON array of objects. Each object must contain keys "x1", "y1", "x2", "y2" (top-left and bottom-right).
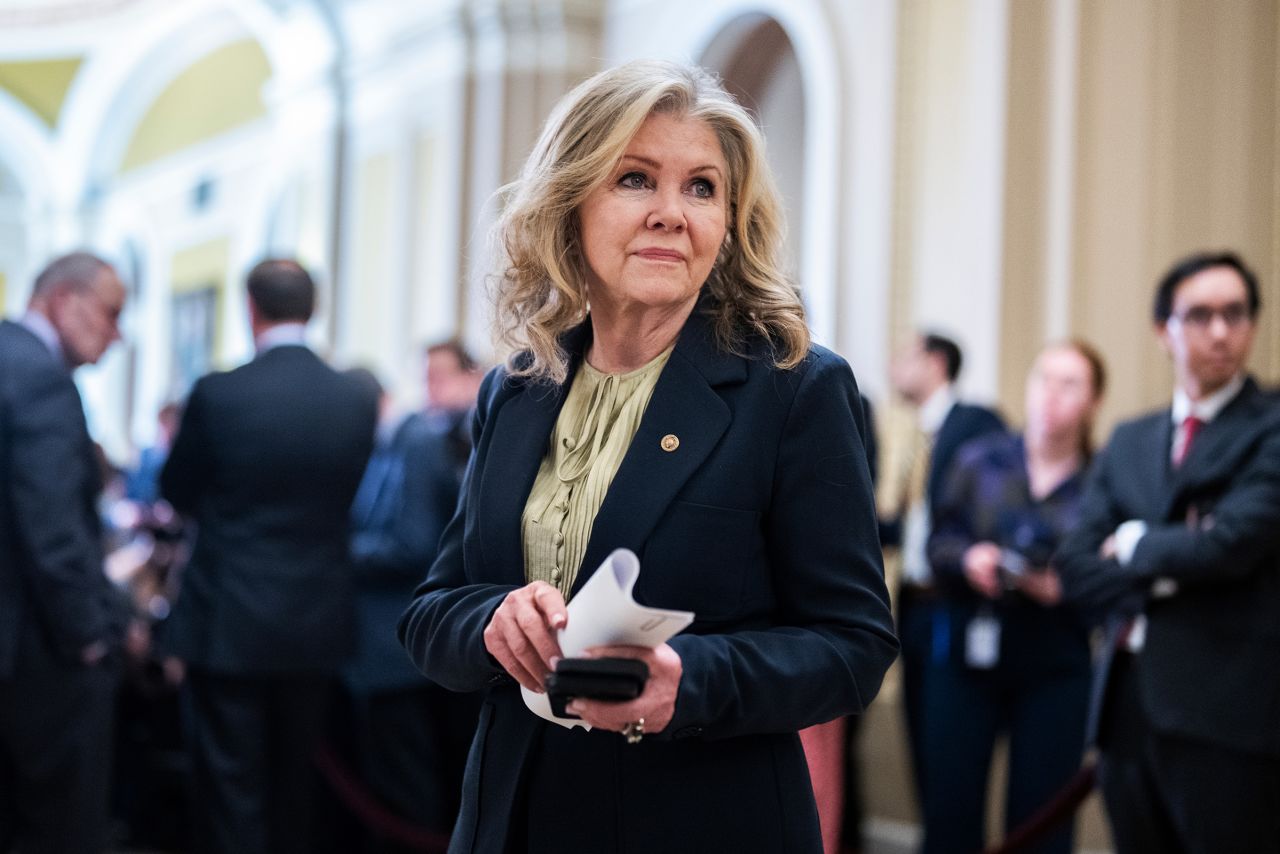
[{"x1": 521, "y1": 347, "x2": 672, "y2": 599}]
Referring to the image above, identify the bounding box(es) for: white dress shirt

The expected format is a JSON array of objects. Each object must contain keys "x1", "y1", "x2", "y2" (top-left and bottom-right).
[
  {"x1": 254, "y1": 322, "x2": 308, "y2": 354},
  {"x1": 900, "y1": 385, "x2": 957, "y2": 585}
]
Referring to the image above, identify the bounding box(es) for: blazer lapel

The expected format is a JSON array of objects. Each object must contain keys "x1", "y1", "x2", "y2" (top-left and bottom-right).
[
  {"x1": 1164, "y1": 378, "x2": 1266, "y2": 515},
  {"x1": 476, "y1": 328, "x2": 589, "y2": 586},
  {"x1": 1138, "y1": 414, "x2": 1177, "y2": 521},
  {"x1": 571, "y1": 308, "x2": 746, "y2": 595}
]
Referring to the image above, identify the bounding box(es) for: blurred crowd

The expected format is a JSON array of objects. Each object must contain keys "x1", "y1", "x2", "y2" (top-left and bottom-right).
[{"x1": 2, "y1": 242, "x2": 1277, "y2": 854}]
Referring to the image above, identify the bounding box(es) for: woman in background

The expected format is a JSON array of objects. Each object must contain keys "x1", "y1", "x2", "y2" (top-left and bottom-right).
[{"x1": 923, "y1": 340, "x2": 1106, "y2": 854}]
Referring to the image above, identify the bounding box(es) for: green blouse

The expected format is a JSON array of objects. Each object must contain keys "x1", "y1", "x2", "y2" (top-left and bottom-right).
[{"x1": 521, "y1": 347, "x2": 673, "y2": 598}]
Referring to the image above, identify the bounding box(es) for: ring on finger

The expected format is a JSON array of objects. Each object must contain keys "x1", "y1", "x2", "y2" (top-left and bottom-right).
[{"x1": 622, "y1": 718, "x2": 645, "y2": 745}]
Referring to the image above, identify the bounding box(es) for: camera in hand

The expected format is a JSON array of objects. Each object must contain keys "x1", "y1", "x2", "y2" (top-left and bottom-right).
[
  {"x1": 546, "y1": 657, "x2": 649, "y2": 719},
  {"x1": 998, "y1": 520, "x2": 1057, "y2": 584}
]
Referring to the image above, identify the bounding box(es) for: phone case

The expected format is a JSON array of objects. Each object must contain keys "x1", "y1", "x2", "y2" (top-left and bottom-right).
[{"x1": 546, "y1": 657, "x2": 649, "y2": 718}]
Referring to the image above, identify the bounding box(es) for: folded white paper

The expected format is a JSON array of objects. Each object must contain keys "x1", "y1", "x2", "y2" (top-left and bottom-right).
[{"x1": 521, "y1": 548, "x2": 695, "y2": 729}]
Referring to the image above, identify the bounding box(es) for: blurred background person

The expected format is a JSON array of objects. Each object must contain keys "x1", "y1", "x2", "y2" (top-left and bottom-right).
[
  {"x1": 0, "y1": 251, "x2": 129, "y2": 853},
  {"x1": 923, "y1": 340, "x2": 1106, "y2": 854},
  {"x1": 1058, "y1": 252, "x2": 1280, "y2": 853},
  {"x1": 125, "y1": 402, "x2": 182, "y2": 507},
  {"x1": 877, "y1": 332, "x2": 1004, "y2": 820},
  {"x1": 422, "y1": 339, "x2": 484, "y2": 481},
  {"x1": 399, "y1": 60, "x2": 897, "y2": 854},
  {"x1": 319, "y1": 366, "x2": 478, "y2": 853},
  {"x1": 160, "y1": 259, "x2": 378, "y2": 854}
]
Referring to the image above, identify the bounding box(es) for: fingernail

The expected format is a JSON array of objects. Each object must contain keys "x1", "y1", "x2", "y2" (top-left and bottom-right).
[
  {"x1": 566, "y1": 701, "x2": 582, "y2": 714},
  {"x1": 551, "y1": 615, "x2": 566, "y2": 629},
  {"x1": 549, "y1": 656, "x2": 561, "y2": 669}
]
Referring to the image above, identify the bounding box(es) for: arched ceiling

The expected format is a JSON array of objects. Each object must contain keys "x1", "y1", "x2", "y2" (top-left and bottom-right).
[
  {"x1": 118, "y1": 37, "x2": 272, "y2": 173},
  {"x1": 0, "y1": 57, "x2": 83, "y2": 128}
]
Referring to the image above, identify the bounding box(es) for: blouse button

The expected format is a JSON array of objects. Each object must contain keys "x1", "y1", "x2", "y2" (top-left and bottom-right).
[
  {"x1": 562, "y1": 437, "x2": 577, "y2": 451},
  {"x1": 552, "y1": 568, "x2": 563, "y2": 582},
  {"x1": 554, "y1": 532, "x2": 564, "y2": 546}
]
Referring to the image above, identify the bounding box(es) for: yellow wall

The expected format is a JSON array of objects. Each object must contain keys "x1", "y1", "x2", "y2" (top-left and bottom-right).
[
  {"x1": 120, "y1": 39, "x2": 271, "y2": 173},
  {"x1": 995, "y1": 0, "x2": 1279, "y2": 433},
  {"x1": 0, "y1": 58, "x2": 82, "y2": 128}
]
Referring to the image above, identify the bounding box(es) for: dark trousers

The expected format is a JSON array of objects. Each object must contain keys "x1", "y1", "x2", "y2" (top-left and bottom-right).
[
  {"x1": 920, "y1": 659, "x2": 1090, "y2": 854},
  {"x1": 182, "y1": 669, "x2": 330, "y2": 854},
  {"x1": 1099, "y1": 652, "x2": 1280, "y2": 854},
  {"x1": 897, "y1": 585, "x2": 936, "y2": 813},
  {"x1": 0, "y1": 661, "x2": 118, "y2": 854}
]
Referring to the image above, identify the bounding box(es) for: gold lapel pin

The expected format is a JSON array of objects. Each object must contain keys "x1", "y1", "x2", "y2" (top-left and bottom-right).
[{"x1": 660, "y1": 434, "x2": 680, "y2": 452}]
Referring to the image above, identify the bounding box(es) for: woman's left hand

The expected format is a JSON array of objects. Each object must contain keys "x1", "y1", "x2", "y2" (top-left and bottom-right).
[{"x1": 565, "y1": 643, "x2": 682, "y2": 737}]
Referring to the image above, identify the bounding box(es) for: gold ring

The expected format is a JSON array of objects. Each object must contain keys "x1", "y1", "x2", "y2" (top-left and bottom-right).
[{"x1": 622, "y1": 718, "x2": 645, "y2": 744}]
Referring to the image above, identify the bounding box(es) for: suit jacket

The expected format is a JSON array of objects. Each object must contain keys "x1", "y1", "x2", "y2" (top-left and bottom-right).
[
  {"x1": 880, "y1": 400, "x2": 1005, "y2": 549},
  {"x1": 160, "y1": 344, "x2": 378, "y2": 675},
  {"x1": 345, "y1": 412, "x2": 460, "y2": 693},
  {"x1": 0, "y1": 320, "x2": 120, "y2": 677},
  {"x1": 399, "y1": 304, "x2": 899, "y2": 853},
  {"x1": 930, "y1": 402, "x2": 1006, "y2": 512},
  {"x1": 1057, "y1": 377, "x2": 1280, "y2": 756}
]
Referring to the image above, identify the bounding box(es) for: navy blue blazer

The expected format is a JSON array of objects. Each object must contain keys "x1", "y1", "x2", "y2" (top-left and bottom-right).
[
  {"x1": 161, "y1": 345, "x2": 378, "y2": 675},
  {"x1": 0, "y1": 320, "x2": 122, "y2": 675},
  {"x1": 880, "y1": 400, "x2": 1004, "y2": 550},
  {"x1": 399, "y1": 305, "x2": 898, "y2": 853},
  {"x1": 929, "y1": 402, "x2": 1005, "y2": 511},
  {"x1": 346, "y1": 412, "x2": 460, "y2": 693},
  {"x1": 1057, "y1": 378, "x2": 1280, "y2": 756}
]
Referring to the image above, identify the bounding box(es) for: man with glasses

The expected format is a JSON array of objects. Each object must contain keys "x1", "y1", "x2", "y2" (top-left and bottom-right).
[
  {"x1": 0, "y1": 251, "x2": 128, "y2": 852},
  {"x1": 1057, "y1": 251, "x2": 1280, "y2": 852}
]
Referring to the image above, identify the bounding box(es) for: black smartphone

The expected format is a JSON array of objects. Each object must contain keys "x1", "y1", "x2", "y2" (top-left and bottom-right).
[{"x1": 545, "y1": 657, "x2": 649, "y2": 718}]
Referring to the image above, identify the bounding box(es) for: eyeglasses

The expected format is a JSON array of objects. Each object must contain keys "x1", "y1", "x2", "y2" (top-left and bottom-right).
[{"x1": 1169, "y1": 302, "x2": 1253, "y2": 331}]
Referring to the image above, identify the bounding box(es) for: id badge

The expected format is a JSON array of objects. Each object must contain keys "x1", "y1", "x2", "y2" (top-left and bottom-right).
[{"x1": 965, "y1": 613, "x2": 1001, "y2": 669}]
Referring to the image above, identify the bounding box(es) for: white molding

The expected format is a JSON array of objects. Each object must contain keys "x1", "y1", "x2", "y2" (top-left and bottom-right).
[
  {"x1": 835, "y1": 0, "x2": 897, "y2": 399},
  {"x1": 1044, "y1": 0, "x2": 1079, "y2": 342},
  {"x1": 907, "y1": 0, "x2": 1010, "y2": 403},
  {"x1": 74, "y1": 7, "x2": 256, "y2": 194}
]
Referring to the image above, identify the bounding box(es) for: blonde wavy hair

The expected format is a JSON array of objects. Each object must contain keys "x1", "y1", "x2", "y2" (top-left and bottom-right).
[{"x1": 492, "y1": 59, "x2": 809, "y2": 384}]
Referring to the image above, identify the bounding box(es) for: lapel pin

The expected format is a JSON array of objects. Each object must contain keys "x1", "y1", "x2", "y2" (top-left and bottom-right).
[{"x1": 660, "y1": 434, "x2": 680, "y2": 452}]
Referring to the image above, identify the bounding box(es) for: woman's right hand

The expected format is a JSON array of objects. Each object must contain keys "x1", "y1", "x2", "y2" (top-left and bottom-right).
[
  {"x1": 483, "y1": 581, "x2": 568, "y2": 692},
  {"x1": 962, "y1": 542, "x2": 1003, "y2": 599}
]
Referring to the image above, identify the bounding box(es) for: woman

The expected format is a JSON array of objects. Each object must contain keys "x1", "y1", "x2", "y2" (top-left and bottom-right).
[
  {"x1": 923, "y1": 341, "x2": 1107, "y2": 854},
  {"x1": 398, "y1": 60, "x2": 897, "y2": 853}
]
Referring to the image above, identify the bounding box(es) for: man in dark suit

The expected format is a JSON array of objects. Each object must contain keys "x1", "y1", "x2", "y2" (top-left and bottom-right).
[
  {"x1": 0, "y1": 251, "x2": 128, "y2": 852},
  {"x1": 160, "y1": 259, "x2": 378, "y2": 854},
  {"x1": 880, "y1": 332, "x2": 1004, "y2": 814},
  {"x1": 1057, "y1": 251, "x2": 1280, "y2": 853}
]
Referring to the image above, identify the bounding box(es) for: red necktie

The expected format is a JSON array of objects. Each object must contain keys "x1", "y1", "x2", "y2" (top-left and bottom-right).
[{"x1": 1175, "y1": 415, "x2": 1204, "y2": 467}]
